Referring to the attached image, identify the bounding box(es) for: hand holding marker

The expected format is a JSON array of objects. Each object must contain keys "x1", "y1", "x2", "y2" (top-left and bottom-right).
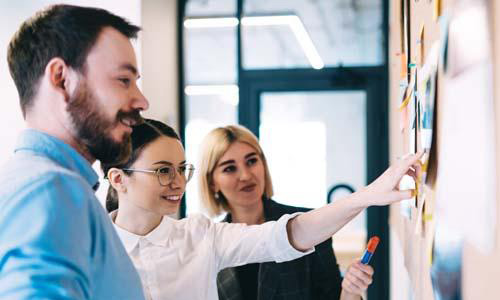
[{"x1": 361, "y1": 236, "x2": 380, "y2": 264}]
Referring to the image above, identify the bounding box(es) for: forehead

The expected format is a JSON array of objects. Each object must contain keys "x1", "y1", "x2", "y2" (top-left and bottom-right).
[
  {"x1": 84, "y1": 27, "x2": 137, "y2": 74},
  {"x1": 220, "y1": 142, "x2": 257, "y2": 161},
  {"x1": 137, "y1": 136, "x2": 185, "y2": 165}
]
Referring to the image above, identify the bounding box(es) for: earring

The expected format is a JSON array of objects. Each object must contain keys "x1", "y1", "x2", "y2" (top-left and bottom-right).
[{"x1": 214, "y1": 191, "x2": 220, "y2": 200}]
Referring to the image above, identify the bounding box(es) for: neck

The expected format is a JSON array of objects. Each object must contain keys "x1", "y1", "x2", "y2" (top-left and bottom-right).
[
  {"x1": 230, "y1": 199, "x2": 265, "y2": 225},
  {"x1": 26, "y1": 110, "x2": 96, "y2": 164},
  {"x1": 114, "y1": 204, "x2": 163, "y2": 236}
]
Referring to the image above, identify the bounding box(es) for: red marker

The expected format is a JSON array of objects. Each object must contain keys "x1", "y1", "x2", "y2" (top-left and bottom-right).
[{"x1": 361, "y1": 236, "x2": 380, "y2": 264}]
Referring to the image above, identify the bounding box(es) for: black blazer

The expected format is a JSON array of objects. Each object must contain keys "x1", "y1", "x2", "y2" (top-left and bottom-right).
[{"x1": 217, "y1": 199, "x2": 343, "y2": 300}]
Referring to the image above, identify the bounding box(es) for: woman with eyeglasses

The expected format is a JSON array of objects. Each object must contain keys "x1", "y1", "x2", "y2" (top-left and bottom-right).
[{"x1": 102, "y1": 119, "x2": 421, "y2": 300}]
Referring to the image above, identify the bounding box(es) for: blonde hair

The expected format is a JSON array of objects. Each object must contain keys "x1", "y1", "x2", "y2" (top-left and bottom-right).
[{"x1": 198, "y1": 125, "x2": 274, "y2": 217}]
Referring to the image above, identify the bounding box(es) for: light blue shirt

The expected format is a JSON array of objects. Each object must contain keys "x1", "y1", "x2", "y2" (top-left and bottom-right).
[{"x1": 0, "y1": 129, "x2": 145, "y2": 299}]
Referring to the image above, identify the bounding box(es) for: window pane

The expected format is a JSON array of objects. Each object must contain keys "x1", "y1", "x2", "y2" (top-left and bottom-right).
[
  {"x1": 243, "y1": 0, "x2": 384, "y2": 69},
  {"x1": 183, "y1": 0, "x2": 239, "y2": 216},
  {"x1": 186, "y1": 0, "x2": 236, "y2": 17},
  {"x1": 184, "y1": 0, "x2": 237, "y2": 84},
  {"x1": 184, "y1": 26, "x2": 237, "y2": 84},
  {"x1": 184, "y1": 94, "x2": 237, "y2": 216},
  {"x1": 259, "y1": 90, "x2": 367, "y2": 271}
]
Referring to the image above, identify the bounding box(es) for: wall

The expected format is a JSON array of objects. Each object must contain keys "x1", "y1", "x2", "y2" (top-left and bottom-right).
[
  {"x1": 389, "y1": 0, "x2": 500, "y2": 299},
  {"x1": 462, "y1": 1, "x2": 500, "y2": 299},
  {"x1": 141, "y1": 0, "x2": 179, "y2": 131},
  {"x1": 0, "y1": 1, "x2": 179, "y2": 207}
]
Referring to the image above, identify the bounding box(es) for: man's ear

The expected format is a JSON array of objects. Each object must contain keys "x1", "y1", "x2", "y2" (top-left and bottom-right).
[
  {"x1": 44, "y1": 57, "x2": 74, "y2": 103},
  {"x1": 108, "y1": 168, "x2": 127, "y2": 193}
]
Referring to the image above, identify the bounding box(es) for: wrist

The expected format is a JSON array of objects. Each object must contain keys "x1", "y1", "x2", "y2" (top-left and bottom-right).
[
  {"x1": 340, "y1": 289, "x2": 362, "y2": 300},
  {"x1": 352, "y1": 187, "x2": 373, "y2": 209}
]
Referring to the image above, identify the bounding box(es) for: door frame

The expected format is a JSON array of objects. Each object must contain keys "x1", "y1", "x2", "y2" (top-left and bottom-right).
[
  {"x1": 238, "y1": 66, "x2": 390, "y2": 300},
  {"x1": 178, "y1": 0, "x2": 390, "y2": 297}
]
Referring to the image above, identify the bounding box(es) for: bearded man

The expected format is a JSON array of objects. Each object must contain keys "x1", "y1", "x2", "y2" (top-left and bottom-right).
[{"x1": 0, "y1": 4, "x2": 149, "y2": 299}]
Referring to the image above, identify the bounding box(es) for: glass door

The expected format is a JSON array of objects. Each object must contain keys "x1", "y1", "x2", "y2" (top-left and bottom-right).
[
  {"x1": 259, "y1": 90, "x2": 368, "y2": 272},
  {"x1": 238, "y1": 66, "x2": 389, "y2": 299}
]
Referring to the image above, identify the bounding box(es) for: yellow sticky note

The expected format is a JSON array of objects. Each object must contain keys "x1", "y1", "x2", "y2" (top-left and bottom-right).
[
  {"x1": 421, "y1": 159, "x2": 429, "y2": 173},
  {"x1": 434, "y1": 0, "x2": 442, "y2": 21},
  {"x1": 399, "y1": 90, "x2": 412, "y2": 110},
  {"x1": 418, "y1": 24, "x2": 425, "y2": 66}
]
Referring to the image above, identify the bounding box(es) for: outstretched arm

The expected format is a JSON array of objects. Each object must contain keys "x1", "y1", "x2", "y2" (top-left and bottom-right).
[{"x1": 287, "y1": 152, "x2": 422, "y2": 251}]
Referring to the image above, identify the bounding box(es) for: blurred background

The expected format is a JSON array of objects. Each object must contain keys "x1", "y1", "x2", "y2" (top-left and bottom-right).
[{"x1": 0, "y1": 1, "x2": 393, "y2": 298}]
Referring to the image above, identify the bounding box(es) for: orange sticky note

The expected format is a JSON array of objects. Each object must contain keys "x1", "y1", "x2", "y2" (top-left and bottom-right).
[{"x1": 400, "y1": 53, "x2": 408, "y2": 79}]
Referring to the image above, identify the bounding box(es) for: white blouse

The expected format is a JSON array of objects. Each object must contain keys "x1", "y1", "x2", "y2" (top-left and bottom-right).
[{"x1": 111, "y1": 212, "x2": 313, "y2": 300}]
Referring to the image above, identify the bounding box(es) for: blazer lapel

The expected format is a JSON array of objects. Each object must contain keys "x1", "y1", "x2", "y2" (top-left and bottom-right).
[
  {"x1": 217, "y1": 267, "x2": 243, "y2": 300},
  {"x1": 221, "y1": 199, "x2": 283, "y2": 300},
  {"x1": 257, "y1": 200, "x2": 283, "y2": 300},
  {"x1": 257, "y1": 262, "x2": 279, "y2": 300},
  {"x1": 262, "y1": 198, "x2": 284, "y2": 222}
]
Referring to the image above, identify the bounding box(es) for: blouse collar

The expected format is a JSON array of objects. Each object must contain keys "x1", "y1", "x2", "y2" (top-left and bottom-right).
[{"x1": 110, "y1": 210, "x2": 173, "y2": 252}]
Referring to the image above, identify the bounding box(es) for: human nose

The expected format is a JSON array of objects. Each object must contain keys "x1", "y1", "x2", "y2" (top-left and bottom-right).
[
  {"x1": 131, "y1": 86, "x2": 149, "y2": 111},
  {"x1": 239, "y1": 165, "x2": 252, "y2": 181},
  {"x1": 169, "y1": 168, "x2": 185, "y2": 189}
]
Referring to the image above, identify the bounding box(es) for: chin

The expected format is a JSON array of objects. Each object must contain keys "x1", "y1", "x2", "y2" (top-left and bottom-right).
[
  {"x1": 160, "y1": 204, "x2": 180, "y2": 216},
  {"x1": 111, "y1": 131, "x2": 128, "y2": 143}
]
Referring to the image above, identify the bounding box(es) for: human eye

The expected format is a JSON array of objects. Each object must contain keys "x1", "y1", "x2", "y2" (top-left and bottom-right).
[
  {"x1": 178, "y1": 165, "x2": 187, "y2": 174},
  {"x1": 222, "y1": 165, "x2": 236, "y2": 173},
  {"x1": 158, "y1": 166, "x2": 172, "y2": 174},
  {"x1": 247, "y1": 157, "x2": 259, "y2": 166},
  {"x1": 118, "y1": 77, "x2": 131, "y2": 87}
]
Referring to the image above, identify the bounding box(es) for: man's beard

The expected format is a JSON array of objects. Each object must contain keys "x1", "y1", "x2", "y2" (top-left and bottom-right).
[{"x1": 66, "y1": 81, "x2": 143, "y2": 165}]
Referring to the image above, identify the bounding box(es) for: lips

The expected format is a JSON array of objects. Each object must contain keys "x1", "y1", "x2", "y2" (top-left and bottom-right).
[
  {"x1": 119, "y1": 115, "x2": 141, "y2": 127},
  {"x1": 117, "y1": 110, "x2": 144, "y2": 127},
  {"x1": 161, "y1": 195, "x2": 182, "y2": 202},
  {"x1": 240, "y1": 183, "x2": 257, "y2": 192},
  {"x1": 120, "y1": 117, "x2": 135, "y2": 127}
]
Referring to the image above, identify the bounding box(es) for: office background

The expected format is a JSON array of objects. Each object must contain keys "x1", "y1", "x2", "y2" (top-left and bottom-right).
[{"x1": 1, "y1": 1, "x2": 498, "y2": 299}]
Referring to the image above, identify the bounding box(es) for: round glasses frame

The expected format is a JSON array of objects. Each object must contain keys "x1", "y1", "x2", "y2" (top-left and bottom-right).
[{"x1": 122, "y1": 164, "x2": 195, "y2": 186}]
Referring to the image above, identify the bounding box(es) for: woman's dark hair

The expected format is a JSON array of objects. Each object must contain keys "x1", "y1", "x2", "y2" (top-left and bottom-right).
[{"x1": 101, "y1": 119, "x2": 180, "y2": 212}]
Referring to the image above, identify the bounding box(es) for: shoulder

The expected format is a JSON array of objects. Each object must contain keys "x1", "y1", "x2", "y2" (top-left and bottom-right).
[
  {"x1": 0, "y1": 159, "x2": 93, "y2": 222},
  {"x1": 0, "y1": 169, "x2": 96, "y2": 254},
  {"x1": 178, "y1": 213, "x2": 213, "y2": 227},
  {"x1": 171, "y1": 214, "x2": 216, "y2": 240},
  {"x1": 1, "y1": 153, "x2": 88, "y2": 192},
  {"x1": 266, "y1": 199, "x2": 312, "y2": 216}
]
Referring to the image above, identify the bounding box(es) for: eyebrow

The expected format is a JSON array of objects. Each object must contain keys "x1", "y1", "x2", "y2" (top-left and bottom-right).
[
  {"x1": 119, "y1": 63, "x2": 141, "y2": 79},
  {"x1": 152, "y1": 160, "x2": 187, "y2": 166},
  {"x1": 245, "y1": 152, "x2": 258, "y2": 159},
  {"x1": 217, "y1": 152, "x2": 257, "y2": 168}
]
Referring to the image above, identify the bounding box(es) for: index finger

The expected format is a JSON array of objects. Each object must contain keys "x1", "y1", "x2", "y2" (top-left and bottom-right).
[
  {"x1": 398, "y1": 151, "x2": 424, "y2": 174},
  {"x1": 356, "y1": 262, "x2": 374, "y2": 276}
]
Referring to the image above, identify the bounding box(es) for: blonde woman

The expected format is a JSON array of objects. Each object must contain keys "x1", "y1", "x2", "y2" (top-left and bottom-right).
[
  {"x1": 104, "y1": 119, "x2": 421, "y2": 299},
  {"x1": 199, "y1": 125, "x2": 393, "y2": 300}
]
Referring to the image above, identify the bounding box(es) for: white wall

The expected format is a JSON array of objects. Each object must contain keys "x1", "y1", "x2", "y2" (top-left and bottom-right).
[
  {"x1": 0, "y1": 1, "x2": 179, "y2": 207},
  {"x1": 141, "y1": 0, "x2": 179, "y2": 132}
]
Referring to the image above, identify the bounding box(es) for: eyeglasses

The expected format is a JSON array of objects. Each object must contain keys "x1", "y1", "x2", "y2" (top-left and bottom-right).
[{"x1": 123, "y1": 164, "x2": 195, "y2": 186}]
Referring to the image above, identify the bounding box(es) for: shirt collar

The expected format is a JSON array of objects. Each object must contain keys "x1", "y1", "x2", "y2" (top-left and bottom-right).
[
  {"x1": 110, "y1": 210, "x2": 171, "y2": 252},
  {"x1": 15, "y1": 129, "x2": 99, "y2": 190}
]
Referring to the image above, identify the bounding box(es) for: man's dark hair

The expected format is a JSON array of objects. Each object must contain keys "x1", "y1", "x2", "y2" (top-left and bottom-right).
[{"x1": 7, "y1": 4, "x2": 141, "y2": 117}]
